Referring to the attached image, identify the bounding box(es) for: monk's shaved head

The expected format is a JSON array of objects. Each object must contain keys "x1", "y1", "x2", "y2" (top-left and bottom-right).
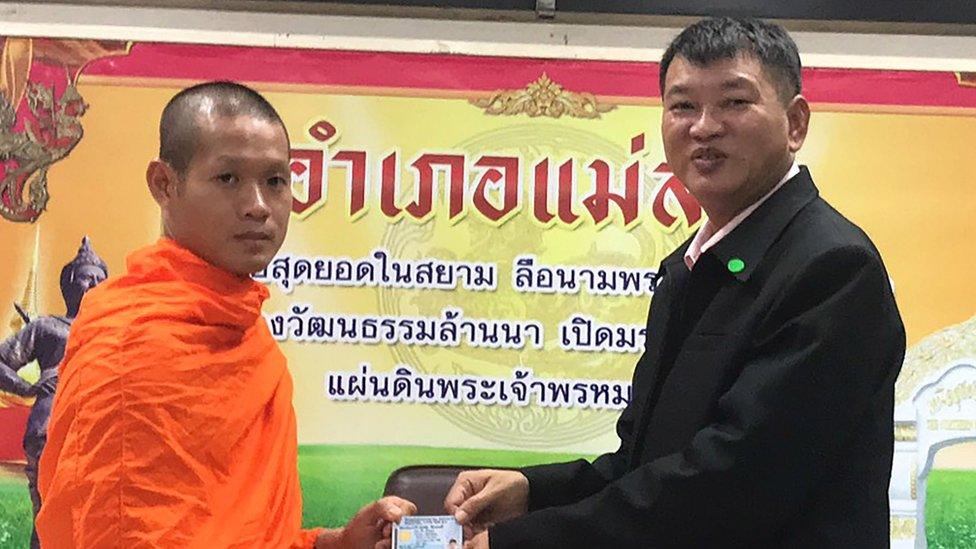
[{"x1": 159, "y1": 81, "x2": 288, "y2": 177}]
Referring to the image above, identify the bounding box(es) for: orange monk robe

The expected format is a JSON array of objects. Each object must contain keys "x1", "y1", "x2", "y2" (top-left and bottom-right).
[{"x1": 37, "y1": 238, "x2": 324, "y2": 548}]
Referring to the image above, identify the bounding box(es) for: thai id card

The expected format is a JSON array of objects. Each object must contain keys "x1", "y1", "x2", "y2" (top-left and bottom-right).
[{"x1": 393, "y1": 515, "x2": 463, "y2": 549}]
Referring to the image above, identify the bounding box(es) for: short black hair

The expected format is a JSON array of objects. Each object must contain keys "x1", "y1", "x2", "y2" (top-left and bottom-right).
[
  {"x1": 659, "y1": 17, "x2": 802, "y2": 104},
  {"x1": 159, "y1": 81, "x2": 288, "y2": 176}
]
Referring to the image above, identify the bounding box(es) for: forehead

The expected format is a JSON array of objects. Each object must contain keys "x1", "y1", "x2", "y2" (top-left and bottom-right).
[
  {"x1": 191, "y1": 113, "x2": 289, "y2": 157},
  {"x1": 664, "y1": 54, "x2": 773, "y2": 93}
]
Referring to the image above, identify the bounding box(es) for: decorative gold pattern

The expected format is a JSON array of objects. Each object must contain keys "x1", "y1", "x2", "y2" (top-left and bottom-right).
[
  {"x1": 8, "y1": 225, "x2": 39, "y2": 334},
  {"x1": 0, "y1": 37, "x2": 130, "y2": 222},
  {"x1": 958, "y1": 72, "x2": 976, "y2": 87},
  {"x1": 925, "y1": 419, "x2": 976, "y2": 431},
  {"x1": 0, "y1": 37, "x2": 33, "y2": 111},
  {"x1": 894, "y1": 422, "x2": 917, "y2": 442},
  {"x1": 928, "y1": 380, "x2": 976, "y2": 413},
  {"x1": 470, "y1": 74, "x2": 615, "y2": 119},
  {"x1": 890, "y1": 517, "x2": 916, "y2": 539},
  {"x1": 0, "y1": 81, "x2": 87, "y2": 221},
  {"x1": 911, "y1": 463, "x2": 917, "y2": 500},
  {"x1": 896, "y1": 314, "x2": 976, "y2": 404}
]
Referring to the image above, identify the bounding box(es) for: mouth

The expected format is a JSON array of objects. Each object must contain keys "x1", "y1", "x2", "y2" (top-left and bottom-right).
[
  {"x1": 234, "y1": 231, "x2": 273, "y2": 242},
  {"x1": 691, "y1": 148, "x2": 727, "y2": 174}
]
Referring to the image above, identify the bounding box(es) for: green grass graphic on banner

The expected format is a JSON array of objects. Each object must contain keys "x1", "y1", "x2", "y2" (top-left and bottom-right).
[{"x1": 925, "y1": 469, "x2": 976, "y2": 548}]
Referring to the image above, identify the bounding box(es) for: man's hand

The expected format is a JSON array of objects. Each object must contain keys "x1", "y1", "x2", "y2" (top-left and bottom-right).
[
  {"x1": 463, "y1": 531, "x2": 489, "y2": 549},
  {"x1": 318, "y1": 496, "x2": 416, "y2": 549},
  {"x1": 444, "y1": 469, "x2": 528, "y2": 533}
]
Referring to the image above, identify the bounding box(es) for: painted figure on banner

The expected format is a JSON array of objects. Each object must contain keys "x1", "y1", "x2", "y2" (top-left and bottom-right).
[
  {"x1": 0, "y1": 236, "x2": 107, "y2": 549},
  {"x1": 446, "y1": 17, "x2": 906, "y2": 548}
]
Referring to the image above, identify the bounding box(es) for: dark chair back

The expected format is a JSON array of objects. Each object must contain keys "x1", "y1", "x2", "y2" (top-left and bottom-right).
[{"x1": 383, "y1": 465, "x2": 474, "y2": 515}]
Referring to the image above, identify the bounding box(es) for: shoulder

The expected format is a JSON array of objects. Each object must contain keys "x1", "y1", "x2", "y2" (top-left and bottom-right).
[
  {"x1": 61, "y1": 283, "x2": 170, "y2": 380},
  {"x1": 764, "y1": 197, "x2": 886, "y2": 280},
  {"x1": 787, "y1": 198, "x2": 879, "y2": 256},
  {"x1": 73, "y1": 276, "x2": 170, "y2": 335},
  {"x1": 749, "y1": 197, "x2": 897, "y2": 314}
]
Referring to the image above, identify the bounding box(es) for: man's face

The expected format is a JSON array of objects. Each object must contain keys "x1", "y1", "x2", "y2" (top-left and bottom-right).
[
  {"x1": 661, "y1": 54, "x2": 808, "y2": 224},
  {"x1": 157, "y1": 114, "x2": 292, "y2": 277}
]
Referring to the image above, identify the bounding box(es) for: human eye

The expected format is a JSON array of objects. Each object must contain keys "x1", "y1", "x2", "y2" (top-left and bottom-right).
[
  {"x1": 267, "y1": 175, "x2": 288, "y2": 187},
  {"x1": 215, "y1": 172, "x2": 237, "y2": 184},
  {"x1": 722, "y1": 97, "x2": 752, "y2": 109},
  {"x1": 668, "y1": 101, "x2": 695, "y2": 113}
]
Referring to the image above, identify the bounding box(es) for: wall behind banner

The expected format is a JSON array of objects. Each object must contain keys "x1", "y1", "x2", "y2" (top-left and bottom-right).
[{"x1": 0, "y1": 8, "x2": 975, "y2": 547}]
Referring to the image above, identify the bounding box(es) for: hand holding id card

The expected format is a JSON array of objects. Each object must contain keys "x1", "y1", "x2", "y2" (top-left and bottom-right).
[{"x1": 393, "y1": 515, "x2": 463, "y2": 548}]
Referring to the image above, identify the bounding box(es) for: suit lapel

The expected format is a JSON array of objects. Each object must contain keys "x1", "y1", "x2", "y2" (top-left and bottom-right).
[
  {"x1": 708, "y1": 167, "x2": 819, "y2": 282},
  {"x1": 626, "y1": 167, "x2": 821, "y2": 465},
  {"x1": 627, "y1": 247, "x2": 692, "y2": 467}
]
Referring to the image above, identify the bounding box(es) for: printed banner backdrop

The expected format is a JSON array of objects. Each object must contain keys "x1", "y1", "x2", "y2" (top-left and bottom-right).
[{"x1": 0, "y1": 37, "x2": 974, "y2": 547}]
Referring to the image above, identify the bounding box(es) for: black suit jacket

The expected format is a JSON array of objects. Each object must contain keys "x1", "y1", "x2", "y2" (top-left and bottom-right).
[{"x1": 491, "y1": 168, "x2": 906, "y2": 548}]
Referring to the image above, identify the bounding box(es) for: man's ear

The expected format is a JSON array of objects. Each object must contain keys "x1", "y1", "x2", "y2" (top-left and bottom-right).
[
  {"x1": 786, "y1": 95, "x2": 811, "y2": 153},
  {"x1": 146, "y1": 159, "x2": 180, "y2": 207}
]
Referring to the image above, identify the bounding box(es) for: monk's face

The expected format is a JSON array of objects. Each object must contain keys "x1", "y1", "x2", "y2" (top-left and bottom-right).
[{"x1": 155, "y1": 114, "x2": 292, "y2": 277}]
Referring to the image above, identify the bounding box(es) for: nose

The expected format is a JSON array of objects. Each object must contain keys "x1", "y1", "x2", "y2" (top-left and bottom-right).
[
  {"x1": 689, "y1": 106, "x2": 723, "y2": 141},
  {"x1": 242, "y1": 181, "x2": 271, "y2": 221}
]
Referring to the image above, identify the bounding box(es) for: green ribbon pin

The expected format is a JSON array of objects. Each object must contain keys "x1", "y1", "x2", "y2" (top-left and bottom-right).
[{"x1": 727, "y1": 258, "x2": 746, "y2": 274}]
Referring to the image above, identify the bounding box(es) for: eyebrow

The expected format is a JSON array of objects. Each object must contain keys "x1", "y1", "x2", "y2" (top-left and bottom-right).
[
  {"x1": 665, "y1": 76, "x2": 759, "y2": 99},
  {"x1": 663, "y1": 84, "x2": 690, "y2": 99},
  {"x1": 720, "y1": 77, "x2": 758, "y2": 91},
  {"x1": 214, "y1": 155, "x2": 288, "y2": 168}
]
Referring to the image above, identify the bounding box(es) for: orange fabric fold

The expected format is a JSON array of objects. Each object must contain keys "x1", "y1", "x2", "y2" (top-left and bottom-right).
[{"x1": 37, "y1": 238, "x2": 324, "y2": 548}]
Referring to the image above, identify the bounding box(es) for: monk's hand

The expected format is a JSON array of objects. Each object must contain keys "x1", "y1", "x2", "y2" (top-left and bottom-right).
[
  {"x1": 464, "y1": 531, "x2": 489, "y2": 549},
  {"x1": 339, "y1": 496, "x2": 416, "y2": 549},
  {"x1": 444, "y1": 470, "x2": 528, "y2": 534}
]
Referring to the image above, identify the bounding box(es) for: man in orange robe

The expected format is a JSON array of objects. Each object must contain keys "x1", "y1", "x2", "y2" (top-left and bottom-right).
[{"x1": 36, "y1": 81, "x2": 414, "y2": 548}]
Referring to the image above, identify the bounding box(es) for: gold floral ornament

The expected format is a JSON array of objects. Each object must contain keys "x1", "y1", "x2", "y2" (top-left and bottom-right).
[
  {"x1": 0, "y1": 38, "x2": 130, "y2": 223},
  {"x1": 893, "y1": 422, "x2": 917, "y2": 442},
  {"x1": 890, "y1": 517, "x2": 916, "y2": 539},
  {"x1": 470, "y1": 73, "x2": 615, "y2": 119},
  {"x1": 896, "y1": 313, "x2": 976, "y2": 404},
  {"x1": 0, "y1": 81, "x2": 87, "y2": 222}
]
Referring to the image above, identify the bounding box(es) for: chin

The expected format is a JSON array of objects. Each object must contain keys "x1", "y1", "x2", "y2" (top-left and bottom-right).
[
  {"x1": 676, "y1": 178, "x2": 708, "y2": 200},
  {"x1": 215, "y1": 258, "x2": 263, "y2": 278},
  {"x1": 245, "y1": 256, "x2": 274, "y2": 276},
  {"x1": 687, "y1": 173, "x2": 736, "y2": 195}
]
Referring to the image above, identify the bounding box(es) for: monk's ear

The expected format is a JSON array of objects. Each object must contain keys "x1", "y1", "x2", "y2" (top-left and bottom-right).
[{"x1": 146, "y1": 159, "x2": 181, "y2": 207}]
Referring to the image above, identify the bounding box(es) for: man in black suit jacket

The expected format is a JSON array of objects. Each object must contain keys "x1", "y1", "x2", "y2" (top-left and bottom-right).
[{"x1": 445, "y1": 17, "x2": 905, "y2": 548}]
